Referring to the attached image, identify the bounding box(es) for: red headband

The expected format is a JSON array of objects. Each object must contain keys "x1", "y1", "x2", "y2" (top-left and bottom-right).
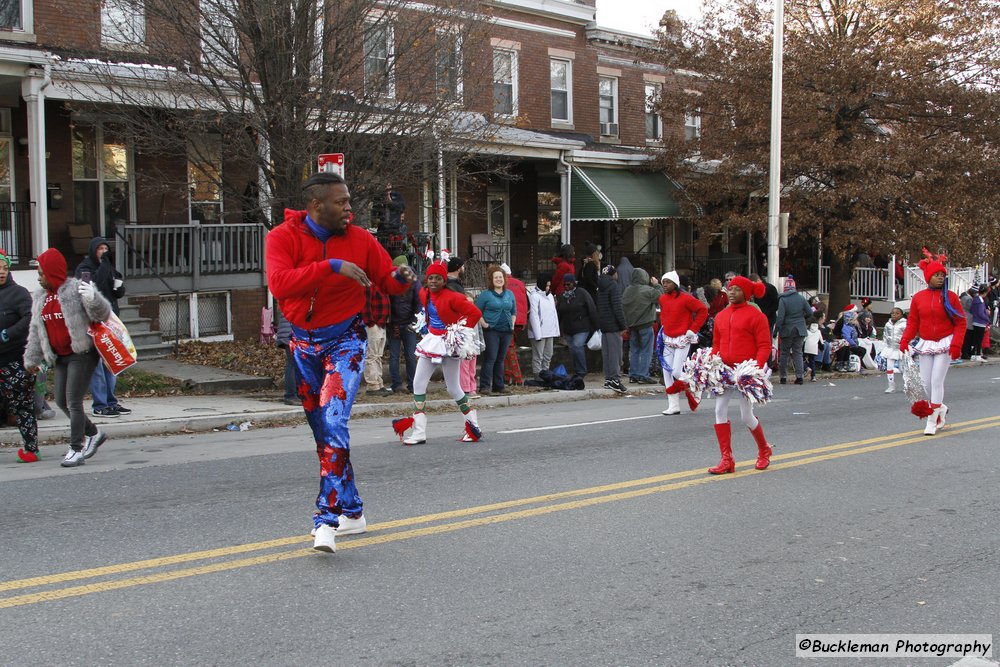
[
  {"x1": 919, "y1": 248, "x2": 947, "y2": 283},
  {"x1": 425, "y1": 261, "x2": 448, "y2": 279}
]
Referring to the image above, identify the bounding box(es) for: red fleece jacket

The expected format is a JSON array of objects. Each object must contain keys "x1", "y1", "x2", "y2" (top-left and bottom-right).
[
  {"x1": 420, "y1": 287, "x2": 482, "y2": 333},
  {"x1": 551, "y1": 257, "x2": 575, "y2": 296},
  {"x1": 899, "y1": 288, "x2": 966, "y2": 352},
  {"x1": 507, "y1": 276, "x2": 528, "y2": 328},
  {"x1": 658, "y1": 290, "x2": 709, "y2": 337},
  {"x1": 266, "y1": 210, "x2": 409, "y2": 329},
  {"x1": 712, "y1": 302, "x2": 771, "y2": 368}
]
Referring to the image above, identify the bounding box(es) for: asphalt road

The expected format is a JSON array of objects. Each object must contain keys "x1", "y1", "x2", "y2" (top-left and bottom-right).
[{"x1": 1, "y1": 365, "x2": 998, "y2": 667}]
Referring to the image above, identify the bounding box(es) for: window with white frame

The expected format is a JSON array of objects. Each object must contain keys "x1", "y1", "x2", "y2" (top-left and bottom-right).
[
  {"x1": 493, "y1": 48, "x2": 518, "y2": 117},
  {"x1": 72, "y1": 123, "x2": 133, "y2": 237},
  {"x1": 201, "y1": 0, "x2": 237, "y2": 70},
  {"x1": 550, "y1": 58, "x2": 572, "y2": 123},
  {"x1": 685, "y1": 109, "x2": 702, "y2": 141},
  {"x1": 598, "y1": 76, "x2": 618, "y2": 135},
  {"x1": 645, "y1": 83, "x2": 662, "y2": 141},
  {"x1": 102, "y1": 0, "x2": 145, "y2": 50},
  {"x1": 364, "y1": 18, "x2": 395, "y2": 98},
  {"x1": 188, "y1": 134, "x2": 223, "y2": 223},
  {"x1": 436, "y1": 31, "x2": 463, "y2": 103},
  {"x1": 1, "y1": 0, "x2": 23, "y2": 30}
]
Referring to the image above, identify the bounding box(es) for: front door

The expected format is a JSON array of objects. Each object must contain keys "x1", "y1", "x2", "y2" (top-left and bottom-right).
[{"x1": 487, "y1": 193, "x2": 509, "y2": 265}]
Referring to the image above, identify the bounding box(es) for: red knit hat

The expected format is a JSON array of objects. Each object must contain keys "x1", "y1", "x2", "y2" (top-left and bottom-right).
[
  {"x1": 425, "y1": 261, "x2": 448, "y2": 280},
  {"x1": 37, "y1": 248, "x2": 68, "y2": 290},
  {"x1": 729, "y1": 275, "x2": 765, "y2": 300},
  {"x1": 919, "y1": 248, "x2": 947, "y2": 283}
]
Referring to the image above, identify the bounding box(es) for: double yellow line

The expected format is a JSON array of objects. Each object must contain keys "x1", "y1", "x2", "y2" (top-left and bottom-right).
[{"x1": 3, "y1": 415, "x2": 999, "y2": 610}]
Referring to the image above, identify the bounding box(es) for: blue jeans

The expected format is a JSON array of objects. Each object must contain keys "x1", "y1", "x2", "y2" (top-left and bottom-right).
[
  {"x1": 628, "y1": 325, "x2": 654, "y2": 379},
  {"x1": 480, "y1": 329, "x2": 513, "y2": 391},
  {"x1": 90, "y1": 361, "x2": 119, "y2": 411},
  {"x1": 388, "y1": 327, "x2": 417, "y2": 392},
  {"x1": 565, "y1": 331, "x2": 589, "y2": 377}
]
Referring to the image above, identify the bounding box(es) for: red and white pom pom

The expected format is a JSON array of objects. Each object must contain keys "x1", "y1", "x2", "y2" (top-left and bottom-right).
[
  {"x1": 665, "y1": 379, "x2": 688, "y2": 395},
  {"x1": 462, "y1": 420, "x2": 482, "y2": 442},
  {"x1": 682, "y1": 347, "x2": 728, "y2": 396},
  {"x1": 910, "y1": 400, "x2": 934, "y2": 419},
  {"x1": 732, "y1": 360, "x2": 773, "y2": 405}
]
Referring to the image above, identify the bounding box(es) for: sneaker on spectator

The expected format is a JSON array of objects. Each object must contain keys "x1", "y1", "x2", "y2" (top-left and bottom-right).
[
  {"x1": 60, "y1": 448, "x2": 85, "y2": 467},
  {"x1": 604, "y1": 379, "x2": 628, "y2": 394},
  {"x1": 38, "y1": 408, "x2": 56, "y2": 420},
  {"x1": 82, "y1": 431, "x2": 107, "y2": 459},
  {"x1": 93, "y1": 407, "x2": 119, "y2": 418},
  {"x1": 113, "y1": 404, "x2": 132, "y2": 415}
]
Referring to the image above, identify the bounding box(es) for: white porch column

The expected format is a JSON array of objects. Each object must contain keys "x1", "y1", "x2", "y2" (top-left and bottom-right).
[
  {"x1": 22, "y1": 68, "x2": 49, "y2": 255},
  {"x1": 557, "y1": 155, "x2": 571, "y2": 244},
  {"x1": 437, "y1": 142, "x2": 446, "y2": 254}
]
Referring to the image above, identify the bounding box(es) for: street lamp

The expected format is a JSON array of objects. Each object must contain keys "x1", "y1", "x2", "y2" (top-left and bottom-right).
[{"x1": 767, "y1": 0, "x2": 784, "y2": 286}]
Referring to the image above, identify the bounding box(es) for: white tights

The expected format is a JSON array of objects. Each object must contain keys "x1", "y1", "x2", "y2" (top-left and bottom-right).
[
  {"x1": 918, "y1": 352, "x2": 950, "y2": 405},
  {"x1": 661, "y1": 344, "x2": 691, "y2": 387},
  {"x1": 413, "y1": 356, "x2": 466, "y2": 401},
  {"x1": 714, "y1": 387, "x2": 759, "y2": 429}
]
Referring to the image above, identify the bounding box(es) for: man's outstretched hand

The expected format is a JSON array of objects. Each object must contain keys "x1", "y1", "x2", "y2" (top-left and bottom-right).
[{"x1": 337, "y1": 261, "x2": 371, "y2": 287}]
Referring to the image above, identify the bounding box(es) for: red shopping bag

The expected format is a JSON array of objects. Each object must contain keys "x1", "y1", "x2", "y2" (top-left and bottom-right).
[{"x1": 88, "y1": 313, "x2": 138, "y2": 375}]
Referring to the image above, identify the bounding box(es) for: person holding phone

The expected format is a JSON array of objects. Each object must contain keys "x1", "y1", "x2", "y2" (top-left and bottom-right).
[{"x1": 74, "y1": 237, "x2": 129, "y2": 418}]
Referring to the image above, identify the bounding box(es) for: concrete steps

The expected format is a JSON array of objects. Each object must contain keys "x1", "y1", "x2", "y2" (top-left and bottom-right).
[{"x1": 119, "y1": 301, "x2": 175, "y2": 360}]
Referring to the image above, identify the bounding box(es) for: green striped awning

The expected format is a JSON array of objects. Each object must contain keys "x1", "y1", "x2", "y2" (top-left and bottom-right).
[{"x1": 571, "y1": 167, "x2": 683, "y2": 221}]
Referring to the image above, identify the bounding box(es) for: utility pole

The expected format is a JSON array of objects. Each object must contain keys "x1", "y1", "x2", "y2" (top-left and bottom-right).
[{"x1": 766, "y1": 0, "x2": 784, "y2": 286}]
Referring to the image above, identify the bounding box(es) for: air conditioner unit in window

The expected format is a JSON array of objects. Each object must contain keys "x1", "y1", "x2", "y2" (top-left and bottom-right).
[{"x1": 600, "y1": 122, "x2": 619, "y2": 136}]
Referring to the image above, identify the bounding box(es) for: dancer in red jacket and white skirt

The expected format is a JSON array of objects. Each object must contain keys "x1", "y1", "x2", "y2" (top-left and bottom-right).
[
  {"x1": 898, "y1": 250, "x2": 966, "y2": 435},
  {"x1": 393, "y1": 261, "x2": 483, "y2": 445},
  {"x1": 707, "y1": 276, "x2": 773, "y2": 474},
  {"x1": 657, "y1": 270, "x2": 708, "y2": 415}
]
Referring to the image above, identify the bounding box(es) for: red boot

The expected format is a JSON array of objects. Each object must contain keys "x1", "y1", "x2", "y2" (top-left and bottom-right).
[
  {"x1": 749, "y1": 422, "x2": 772, "y2": 470},
  {"x1": 708, "y1": 422, "x2": 735, "y2": 474}
]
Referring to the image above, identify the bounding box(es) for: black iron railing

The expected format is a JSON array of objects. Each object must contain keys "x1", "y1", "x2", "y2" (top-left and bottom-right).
[{"x1": 0, "y1": 202, "x2": 35, "y2": 267}]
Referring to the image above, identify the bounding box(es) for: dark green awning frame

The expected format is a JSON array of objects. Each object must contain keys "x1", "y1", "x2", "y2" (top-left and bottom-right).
[{"x1": 571, "y1": 167, "x2": 682, "y2": 221}]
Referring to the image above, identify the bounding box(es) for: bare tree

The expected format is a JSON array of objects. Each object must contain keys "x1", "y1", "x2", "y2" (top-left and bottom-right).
[
  {"x1": 63, "y1": 0, "x2": 504, "y2": 227},
  {"x1": 644, "y1": 0, "x2": 1000, "y2": 310}
]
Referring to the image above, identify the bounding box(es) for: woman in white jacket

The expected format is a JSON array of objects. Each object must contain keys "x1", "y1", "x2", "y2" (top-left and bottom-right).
[
  {"x1": 881, "y1": 306, "x2": 907, "y2": 393},
  {"x1": 527, "y1": 271, "x2": 560, "y2": 376}
]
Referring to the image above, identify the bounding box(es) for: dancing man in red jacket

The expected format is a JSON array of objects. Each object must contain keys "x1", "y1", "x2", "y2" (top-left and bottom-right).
[
  {"x1": 708, "y1": 276, "x2": 773, "y2": 474},
  {"x1": 266, "y1": 172, "x2": 415, "y2": 553},
  {"x1": 898, "y1": 250, "x2": 966, "y2": 435}
]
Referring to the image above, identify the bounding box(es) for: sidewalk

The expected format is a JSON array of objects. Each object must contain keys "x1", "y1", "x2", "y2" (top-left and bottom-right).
[{"x1": 1, "y1": 381, "x2": 626, "y2": 445}]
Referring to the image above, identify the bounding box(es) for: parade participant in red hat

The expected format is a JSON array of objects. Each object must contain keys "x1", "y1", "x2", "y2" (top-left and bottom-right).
[
  {"x1": 898, "y1": 249, "x2": 966, "y2": 435},
  {"x1": 266, "y1": 172, "x2": 415, "y2": 553},
  {"x1": 23, "y1": 248, "x2": 112, "y2": 467},
  {"x1": 392, "y1": 260, "x2": 483, "y2": 445},
  {"x1": 707, "y1": 275, "x2": 774, "y2": 474},
  {"x1": 657, "y1": 270, "x2": 708, "y2": 415}
]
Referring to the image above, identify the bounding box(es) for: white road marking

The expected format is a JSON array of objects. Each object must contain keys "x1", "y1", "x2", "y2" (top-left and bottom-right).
[{"x1": 497, "y1": 414, "x2": 662, "y2": 434}]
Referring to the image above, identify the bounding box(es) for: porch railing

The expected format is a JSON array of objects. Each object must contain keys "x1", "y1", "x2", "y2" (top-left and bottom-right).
[
  {"x1": 821, "y1": 263, "x2": 990, "y2": 301},
  {"x1": 0, "y1": 202, "x2": 35, "y2": 266},
  {"x1": 116, "y1": 222, "x2": 265, "y2": 279},
  {"x1": 470, "y1": 240, "x2": 561, "y2": 280}
]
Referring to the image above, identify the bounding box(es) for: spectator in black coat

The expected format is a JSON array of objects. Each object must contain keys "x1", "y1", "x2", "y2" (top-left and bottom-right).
[
  {"x1": 74, "y1": 237, "x2": 130, "y2": 418},
  {"x1": 596, "y1": 266, "x2": 627, "y2": 393},
  {"x1": 750, "y1": 273, "x2": 780, "y2": 333},
  {"x1": 556, "y1": 274, "x2": 597, "y2": 378},
  {"x1": 388, "y1": 256, "x2": 422, "y2": 393}
]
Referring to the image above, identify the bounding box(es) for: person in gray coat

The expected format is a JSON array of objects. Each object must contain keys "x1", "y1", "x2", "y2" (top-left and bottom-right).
[
  {"x1": 773, "y1": 275, "x2": 813, "y2": 384},
  {"x1": 622, "y1": 267, "x2": 662, "y2": 383}
]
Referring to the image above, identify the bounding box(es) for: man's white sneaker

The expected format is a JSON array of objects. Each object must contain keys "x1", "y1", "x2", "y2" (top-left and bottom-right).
[
  {"x1": 82, "y1": 431, "x2": 107, "y2": 459},
  {"x1": 61, "y1": 449, "x2": 85, "y2": 467},
  {"x1": 335, "y1": 515, "x2": 367, "y2": 536},
  {"x1": 312, "y1": 524, "x2": 337, "y2": 553}
]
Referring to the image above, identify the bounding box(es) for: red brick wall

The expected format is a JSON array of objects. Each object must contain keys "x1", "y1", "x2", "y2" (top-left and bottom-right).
[{"x1": 231, "y1": 288, "x2": 267, "y2": 341}]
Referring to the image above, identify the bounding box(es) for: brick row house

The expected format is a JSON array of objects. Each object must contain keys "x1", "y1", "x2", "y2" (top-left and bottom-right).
[{"x1": 0, "y1": 0, "x2": 709, "y2": 344}]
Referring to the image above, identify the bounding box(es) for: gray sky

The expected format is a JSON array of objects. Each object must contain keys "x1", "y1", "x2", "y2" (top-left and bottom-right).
[{"x1": 593, "y1": 0, "x2": 702, "y2": 36}]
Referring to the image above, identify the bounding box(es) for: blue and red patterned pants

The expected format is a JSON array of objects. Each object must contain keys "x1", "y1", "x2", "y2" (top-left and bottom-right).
[{"x1": 290, "y1": 318, "x2": 367, "y2": 530}]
